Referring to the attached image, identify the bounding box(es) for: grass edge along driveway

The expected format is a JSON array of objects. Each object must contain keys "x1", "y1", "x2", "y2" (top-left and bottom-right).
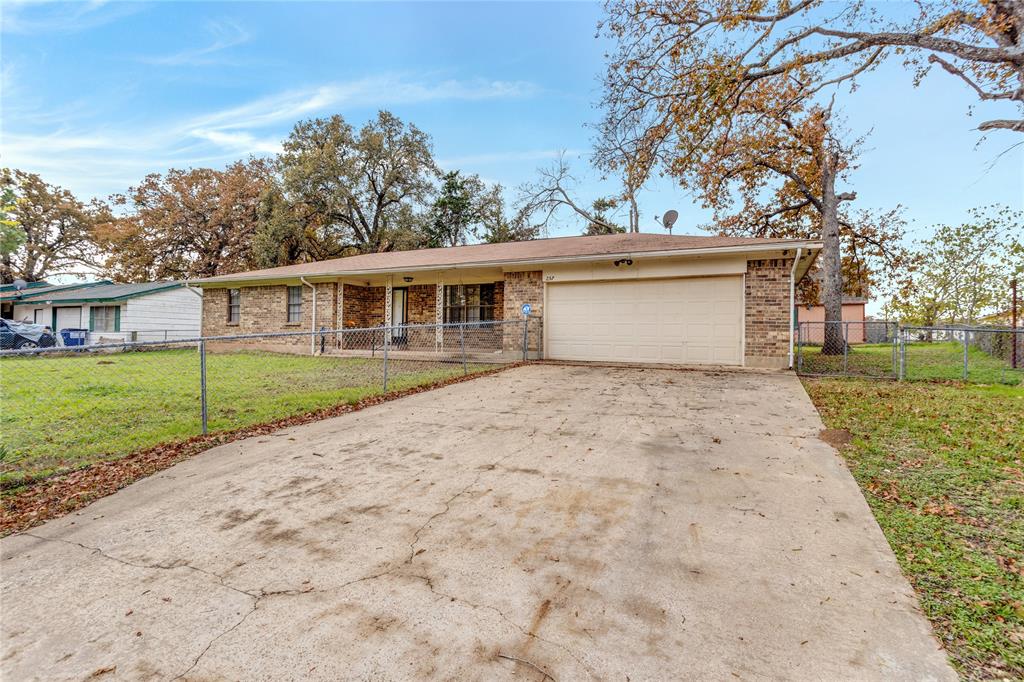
[
  {"x1": 1, "y1": 349, "x2": 486, "y2": 489},
  {"x1": 803, "y1": 377, "x2": 1024, "y2": 680}
]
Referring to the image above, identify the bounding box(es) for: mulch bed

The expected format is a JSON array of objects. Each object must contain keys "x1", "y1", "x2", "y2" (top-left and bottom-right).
[{"x1": 1, "y1": 364, "x2": 522, "y2": 537}]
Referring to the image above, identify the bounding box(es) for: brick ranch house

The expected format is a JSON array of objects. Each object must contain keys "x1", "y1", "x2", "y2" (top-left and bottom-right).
[{"x1": 190, "y1": 232, "x2": 822, "y2": 368}]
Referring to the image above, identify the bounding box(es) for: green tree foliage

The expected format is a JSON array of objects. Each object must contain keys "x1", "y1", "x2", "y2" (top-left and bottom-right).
[
  {"x1": 475, "y1": 215, "x2": 539, "y2": 244},
  {"x1": 0, "y1": 169, "x2": 102, "y2": 283},
  {"x1": 889, "y1": 206, "x2": 1024, "y2": 325},
  {"x1": 250, "y1": 185, "x2": 318, "y2": 268},
  {"x1": 95, "y1": 159, "x2": 271, "y2": 281},
  {"x1": 277, "y1": 111, "x2": 438, "y2": 255},
  {"x1": 582, "y1": 198, "x2": 625, "y2": 236},
  {"x1": 424, "y1": 171, "x2": 506, "y2": 248},
  {"x1": 0, "y1": 186, "x2": 25, "y2": 261}
]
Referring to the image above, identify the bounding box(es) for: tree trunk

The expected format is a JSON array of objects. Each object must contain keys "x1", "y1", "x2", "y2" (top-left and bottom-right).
[
  {"x1": 820, "y1": 150, "x2": 845, "y2": 355},
  {"x1": 628, "y1": 191, "x2": 639, "y2": 233}
]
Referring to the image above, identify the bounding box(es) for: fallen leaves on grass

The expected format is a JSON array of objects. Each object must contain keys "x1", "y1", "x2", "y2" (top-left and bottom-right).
[{"x1": 1, "y1": 363, "x2": 522, "y2": 536}]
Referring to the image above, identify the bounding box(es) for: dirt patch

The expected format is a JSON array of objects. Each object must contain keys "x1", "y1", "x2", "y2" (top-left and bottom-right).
[
  {"x1": 0, "y1": 364, "x2": 523, "y2": 537},
  {"x1": 819, "y1": 428, "x2": 853, "y2": 450}
]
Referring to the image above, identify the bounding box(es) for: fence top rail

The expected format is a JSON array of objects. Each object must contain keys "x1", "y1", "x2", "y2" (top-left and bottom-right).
[
  {"x1": 901, "y1": 325, "x2": 1023, "y2": 334},
  {"x1": 0, "y1": 319, "x2": 529, "y2": 357}
]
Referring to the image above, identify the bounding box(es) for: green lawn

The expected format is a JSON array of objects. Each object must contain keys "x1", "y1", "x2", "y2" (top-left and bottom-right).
[
  {"x1": 1, "y1": 349, "x2": 483, "y2": 488},
  {"x1": 799, "y1": 341, "x2": 1023, "y2": 384},
  {"x1": 804, "y1": 378, "x2": 1024, "y2": 679}
]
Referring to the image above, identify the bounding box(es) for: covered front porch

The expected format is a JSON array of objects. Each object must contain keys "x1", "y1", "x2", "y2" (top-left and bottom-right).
[{"x1": 321, "y1": 267, "x2": 521, "y2": 357}]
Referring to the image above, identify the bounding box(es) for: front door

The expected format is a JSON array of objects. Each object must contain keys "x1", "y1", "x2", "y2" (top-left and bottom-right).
[{"x1": 391, "y1": 288, "x2": 407, "y2": 344}]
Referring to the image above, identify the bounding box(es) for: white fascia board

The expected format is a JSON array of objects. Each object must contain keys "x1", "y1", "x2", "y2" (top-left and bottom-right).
[{"x1": 189, "y1": 241, "x2": 824, "y2": 287}]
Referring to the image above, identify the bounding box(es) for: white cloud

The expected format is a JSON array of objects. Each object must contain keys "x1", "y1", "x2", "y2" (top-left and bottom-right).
[
  {"x1": 189, "y1": 129, "x2": 282, "y2": 155},
  {"x1": 0, "y1": 0, "x2": 142, "y2": 35},
  {"x1": 141, "y1": 20, "x2": 251, "y2": 66},
  {"x1": 4, "y1": 74, "x2": 541, "y2": 199},
  {"x1": 185, "y1": 76, "x2": 538, "y2": 133}
]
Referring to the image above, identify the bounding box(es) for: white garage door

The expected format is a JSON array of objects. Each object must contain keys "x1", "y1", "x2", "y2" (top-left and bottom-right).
[{"x1": 545, "y1": 276, "x2": 743, "y2": 365}]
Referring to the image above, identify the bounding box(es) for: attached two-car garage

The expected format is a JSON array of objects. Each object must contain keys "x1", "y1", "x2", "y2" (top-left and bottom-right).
[{"x1": 544, "y1": 275, "x2": 744, "y2": 366}]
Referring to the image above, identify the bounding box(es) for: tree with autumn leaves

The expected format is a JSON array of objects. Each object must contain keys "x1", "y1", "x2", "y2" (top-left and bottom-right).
[{"x1": 598, "y1": 0, "x2": 1021, "y2": 351}]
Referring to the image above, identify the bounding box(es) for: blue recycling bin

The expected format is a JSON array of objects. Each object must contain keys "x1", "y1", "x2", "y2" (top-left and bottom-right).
[{"x1": 60, "y1": 328, "x2": 87, "y2": 347}]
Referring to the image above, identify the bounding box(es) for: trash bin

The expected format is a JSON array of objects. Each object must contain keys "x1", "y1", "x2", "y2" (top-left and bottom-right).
[{"x1": 60, "y1": 328, "x2": 87, "y2": 347}]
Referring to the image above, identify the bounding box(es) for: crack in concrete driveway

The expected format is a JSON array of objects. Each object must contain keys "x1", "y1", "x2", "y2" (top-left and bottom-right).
[{"x1": 1, "y1": 364, "x2": 955, "y2": 680}]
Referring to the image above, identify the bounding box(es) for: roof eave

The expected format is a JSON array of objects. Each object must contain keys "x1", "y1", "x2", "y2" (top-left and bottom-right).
[
  {"x1": 190, "y1": 241, "x2": 825, "y2": 287},
  {"x1": 19, "y1": 283, "x2": 183, "y2": 305}
]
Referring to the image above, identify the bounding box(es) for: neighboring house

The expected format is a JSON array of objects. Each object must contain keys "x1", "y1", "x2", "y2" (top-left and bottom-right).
[
  {"x1": 10, "y1": 282, "x2": 202, "y2": 344},
  {"x1": 0, "y1": 281, "x2": 106, "y2": 320},
  {"x1": 796, "y1": 296, "x2": 869, "y2": 343},
  {"x1": 979, "y1": 310, "x2": 1022, "y2": 327},
  {"x1": 191, "y1": 233, "x2": 822, "y2": 368}
]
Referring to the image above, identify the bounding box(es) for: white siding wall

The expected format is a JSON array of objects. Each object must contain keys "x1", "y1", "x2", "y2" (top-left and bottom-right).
[
  {"x1": 12, "y1": 303, "x2": 53, "y2": 325},
  {"x1": 124, "y1": 287, "x2": 202, "y2": 341},
  {"x1": 11, "y1": 287, "x2": 201, "y2": 345}
]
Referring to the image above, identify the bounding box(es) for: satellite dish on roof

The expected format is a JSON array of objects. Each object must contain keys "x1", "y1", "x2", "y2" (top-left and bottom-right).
[
  {"x1": 13, "y1": 279, "x2": 27, "y2": 291},
  {"x1": 661, "y1": 210, "x2": 679, "y2": 235}
]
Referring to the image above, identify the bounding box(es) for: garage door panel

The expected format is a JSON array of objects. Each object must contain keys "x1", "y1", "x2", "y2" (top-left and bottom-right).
[{"x1": 546, "y1": 276, "x2": 743, "y2": 366}]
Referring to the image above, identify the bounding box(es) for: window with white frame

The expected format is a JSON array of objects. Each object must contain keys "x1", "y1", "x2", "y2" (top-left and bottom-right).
[
  {"x1": 227, "y1": 289, "x2": 240, "y2": 323},
  {"x1": 287, "y1": 286, "x2": 303, "y2": 323},
  {"x1": 443, "y1": 284, "x2": 496, "y2": 323}
]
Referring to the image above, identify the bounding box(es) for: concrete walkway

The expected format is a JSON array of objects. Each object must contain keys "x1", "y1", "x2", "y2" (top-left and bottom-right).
[{"x1": 1, "y1": 364, "x2": 954, "y2": 680}]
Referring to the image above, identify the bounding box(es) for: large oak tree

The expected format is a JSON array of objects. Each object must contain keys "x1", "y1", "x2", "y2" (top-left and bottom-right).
[
  {"x1": 600, "y1": 0, "x2": 916, "y2": 352},
  {"x1": 277, "y1": 111, "x2": 438, "y2": 255},
  {"x1": 0, "y1": 169, "x2": 102, "y2": 284},
  {"x1": 95, "y1": 159, "x2": 271, "y2": 281}
]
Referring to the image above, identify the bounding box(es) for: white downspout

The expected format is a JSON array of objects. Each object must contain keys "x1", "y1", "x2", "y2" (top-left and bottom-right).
[
  {"x1": 300, "y1": 277, "x2": 317, "y2": 355},
  {"x1": 789, "y1": 248, "x2": 803, "y2": 369}
]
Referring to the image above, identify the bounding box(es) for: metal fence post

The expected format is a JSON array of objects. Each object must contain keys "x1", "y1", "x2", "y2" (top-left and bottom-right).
[
  {"x1": 891, "y1": 324, "x2": 898, "y2": 377},
  {"x1": 382, "y1": 325, "x2": 389, "y2": 392},
  {"x1": 842, "y1": 322, "x2": 849, "y2": 374},
  {"x1": 522, "y1": 317, "x2": 529, "y2": 362},
  {"x1": 459, "y1": 323, "x2": 467, "y2": 375},
  {"x1": 962, "y1": 330, "x2": 969, "y2": 380},
  {"x1": 898, "y1": 329, "x2": 906, "y2": 381},
  {"x1": 199, "y1": 340, "x2": 208, "y2": 435}
]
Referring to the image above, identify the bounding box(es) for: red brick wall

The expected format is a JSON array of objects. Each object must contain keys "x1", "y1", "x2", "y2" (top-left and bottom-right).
[
  {"x1": 744, "y1": 259, "x2": 793, "y2": 367},
  {"x1": 405, "y1": 284, "x2": 436, "y2": 324},
  {"x1": 342, "y1": 284, "x2": 385, "y2": 328},
  {"x1": 502, "y1": 271, "x2": 543, "y2": 353}
]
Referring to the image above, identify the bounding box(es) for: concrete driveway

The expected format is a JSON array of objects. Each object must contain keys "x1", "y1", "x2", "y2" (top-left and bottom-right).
[{"x1": 2, "y1": 364, "x2": 953, "y2": 681}]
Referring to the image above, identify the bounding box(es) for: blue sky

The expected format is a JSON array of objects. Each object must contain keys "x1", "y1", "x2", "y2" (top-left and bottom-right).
[{"x1": 2, "y1": 0, "x2": 1022, "y2": 267}]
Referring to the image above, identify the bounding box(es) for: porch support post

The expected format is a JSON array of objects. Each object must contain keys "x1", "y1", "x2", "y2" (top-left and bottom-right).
[{"x1": 435, "y1": 280, "x2": 444, "y2": 349}]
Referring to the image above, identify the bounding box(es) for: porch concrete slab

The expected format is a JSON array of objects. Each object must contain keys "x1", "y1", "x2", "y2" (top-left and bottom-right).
[{"x1": 1, "y1": 364, "x2": 954, "y2": 680}]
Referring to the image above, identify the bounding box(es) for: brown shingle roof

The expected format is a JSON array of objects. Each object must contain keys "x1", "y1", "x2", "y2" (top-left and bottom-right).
[{"x1": 195, "y1": 232, "x2": 817, "y2": 284}]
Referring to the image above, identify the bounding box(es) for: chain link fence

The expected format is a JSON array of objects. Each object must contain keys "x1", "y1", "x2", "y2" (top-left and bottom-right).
[
  {"x1": 797, "y1": 321, "x2": 1023, "y2": 385},
  {"x1": 0, "y1": 319, "x2": 534, "y2": 490}
]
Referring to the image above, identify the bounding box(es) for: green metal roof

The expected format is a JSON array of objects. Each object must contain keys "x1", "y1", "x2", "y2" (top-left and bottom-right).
[
  {"x1": 0, "y1": 281, "x2": 52, "y2": 293},
  {"x1": 1, "y1": 281, "x2": 111, "y2": 303},
  {"x1": 16, "y1": 281, "x2": 185, "y2": 304}
]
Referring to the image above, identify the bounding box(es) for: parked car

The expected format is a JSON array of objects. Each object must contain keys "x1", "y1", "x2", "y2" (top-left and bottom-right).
[{"x1": 0, "y1": 319, "x2": 57, "y2": 350}]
